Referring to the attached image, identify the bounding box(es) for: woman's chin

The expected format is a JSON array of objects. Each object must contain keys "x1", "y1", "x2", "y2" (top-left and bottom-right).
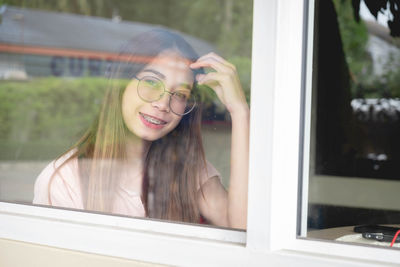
[
  {"x1": 129, "y1": 127, "x2": 168, "y2": 142},
  {"x1": 125, "y1": 117, "x2": 180, "y2": 142},
  {"x1": 141, "y1": 134, "x2": 163, "y2": 142}
]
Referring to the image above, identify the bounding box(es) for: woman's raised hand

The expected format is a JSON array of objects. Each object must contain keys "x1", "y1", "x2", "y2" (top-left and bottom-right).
[
  {"x1": 191, "y1": 53, "x2": 249, "y2": 229},
  {"x1": 190, "y1": 52, "x2": 249, "y2": 115}
]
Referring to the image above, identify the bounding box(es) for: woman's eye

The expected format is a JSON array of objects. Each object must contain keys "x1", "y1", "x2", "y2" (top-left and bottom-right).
[
  {"x1": 173, "y1": 91, "x2": 189, "y2": 101},
  {"x1": 143, "y1": 78, "x2": 162, "y2": 89}
]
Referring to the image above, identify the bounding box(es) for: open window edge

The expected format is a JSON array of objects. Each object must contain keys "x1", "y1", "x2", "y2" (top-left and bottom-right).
[{"x1": 285, "y1": 0, "x2": 400, "y2": 265}]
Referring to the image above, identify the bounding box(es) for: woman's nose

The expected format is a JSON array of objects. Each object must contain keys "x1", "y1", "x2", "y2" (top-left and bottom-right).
[{"x1": 151, "y1": 93, "x2": 170, "y2": 112}]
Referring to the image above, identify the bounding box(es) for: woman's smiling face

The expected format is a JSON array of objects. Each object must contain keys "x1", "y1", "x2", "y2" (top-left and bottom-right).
[{"x1": 121, "y1": 50, "x2": 194, "y2": 141}]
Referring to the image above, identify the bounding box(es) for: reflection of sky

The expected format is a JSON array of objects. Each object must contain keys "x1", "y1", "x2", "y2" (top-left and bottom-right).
[{"x1": 359, "y1": 0, "x2": 391, "y2": 28}]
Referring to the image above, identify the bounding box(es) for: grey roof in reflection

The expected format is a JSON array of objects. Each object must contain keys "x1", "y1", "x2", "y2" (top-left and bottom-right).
[{"x1": 0, "y1": 5, "x2": 215, "y2": 56}]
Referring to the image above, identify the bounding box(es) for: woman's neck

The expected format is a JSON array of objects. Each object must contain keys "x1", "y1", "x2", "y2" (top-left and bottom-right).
[
  {"x1": 125, "y1": 135, "x2": 151, "y2": 166},
  {"x1": 118, "y1": 136, "x2": 151, "y2": 187}
]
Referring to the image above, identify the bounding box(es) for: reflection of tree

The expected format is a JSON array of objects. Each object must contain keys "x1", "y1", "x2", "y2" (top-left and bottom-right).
[
  {"x1": 334, "y1": 0, "x2": 370, "y2": 93},
  {"x1": 352, "y1": 0, "x2": 400, "y2": 37},
  {"x1": 334, "y1": 0, "x2": 400, "y2": 98},
  {"x1": 0, "y1": 78, "x2": 109, "y2": 160}
]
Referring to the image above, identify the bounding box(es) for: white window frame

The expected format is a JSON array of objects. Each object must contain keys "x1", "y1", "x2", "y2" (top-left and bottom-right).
[
  {"x1": 268, "y1": 0, "x2": 400, "y2": 265},
  {"x1": 0, "y1": 0, "x2": 399, "y2": 266}
]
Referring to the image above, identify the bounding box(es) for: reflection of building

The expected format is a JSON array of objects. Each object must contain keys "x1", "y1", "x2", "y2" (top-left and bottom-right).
[
  {"x1": 365, "y1": 20, "x2": 400, "y2": 76},
  {"x1": 0, "y1": 5, "x2": 215, "y2": 79}
]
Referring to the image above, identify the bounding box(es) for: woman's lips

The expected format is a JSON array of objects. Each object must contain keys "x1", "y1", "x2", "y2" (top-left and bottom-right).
[{"x1": 139, "y1": 112, "x2": 167, "y2": 129}]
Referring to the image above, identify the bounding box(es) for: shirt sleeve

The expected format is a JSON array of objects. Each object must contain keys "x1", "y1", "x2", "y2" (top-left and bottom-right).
[
  {"x1": 198, "y1": 160, "x2": 222, "y2": 190},
  {"x1": 33, "y1": 153, "x2": 84, "y2": 210}
]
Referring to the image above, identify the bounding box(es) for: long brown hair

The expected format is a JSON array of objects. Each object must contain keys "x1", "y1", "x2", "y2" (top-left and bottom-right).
[{"x1": 49, "y1": 29, "x2": 206, "y2": 222}]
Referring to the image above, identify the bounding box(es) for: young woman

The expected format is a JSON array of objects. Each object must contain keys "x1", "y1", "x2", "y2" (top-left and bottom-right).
[{"x1": 33, "y1": 29, "x2": 249, "y2": 229}]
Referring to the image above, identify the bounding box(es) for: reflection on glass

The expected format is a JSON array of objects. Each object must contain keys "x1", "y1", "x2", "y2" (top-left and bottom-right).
[
  {"x1": 0, "y1": 1, "x2": 252, "y2": 230},
  {"x1": 303, "y1": 0, "x2": 400, "y2": 248}
]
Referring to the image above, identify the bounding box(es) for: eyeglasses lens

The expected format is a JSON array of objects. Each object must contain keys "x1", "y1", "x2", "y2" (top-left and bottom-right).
[
  {"x1": 137, "y1": 77, "x2": 164, "y2": 101},
  {"x1": 170, "y1": 93, "x2": 195, "y2": 115},
  {"x1": 137, "y1": 76, "x2": 196, "y2": 115}
]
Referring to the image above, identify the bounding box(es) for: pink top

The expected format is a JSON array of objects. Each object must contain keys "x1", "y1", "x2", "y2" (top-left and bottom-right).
[{"x1": 33, "y1": 151, "x2": 220, "y2": 218}]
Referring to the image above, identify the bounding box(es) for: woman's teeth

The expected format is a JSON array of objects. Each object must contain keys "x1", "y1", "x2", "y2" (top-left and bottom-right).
[{"x1": 141, "y1": 114, "x2": 166, "y2": 125}]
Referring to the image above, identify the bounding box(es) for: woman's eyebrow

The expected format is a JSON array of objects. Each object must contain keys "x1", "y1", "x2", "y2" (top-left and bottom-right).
[
  {"x1": 178, "y1": 83, "x2": 192, "y2": 90},
  {"x1": 141, "y1": 69, "x2": 166, "y2": 79}
]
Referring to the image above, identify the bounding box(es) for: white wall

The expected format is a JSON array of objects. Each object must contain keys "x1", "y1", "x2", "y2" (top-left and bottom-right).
[{"x1": 0, "y1": 238, "x2": 163, "y2": 267}]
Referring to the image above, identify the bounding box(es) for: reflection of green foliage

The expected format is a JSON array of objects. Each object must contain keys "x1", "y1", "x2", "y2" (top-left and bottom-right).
[
  {"x1": 381, "y1": 54, "x2": 400, "y2": 97},
  {"x1": 333, "y1": 0, "x2": 372, "y2": 90},
  {"x1": 196, "y1": 84, "x2": 217, "y2": 105},
  {"x1": 0, "y1": 78, "x2": 108, "y2": 159},
  {"x1": 230, "y1": 56, "x2": 252, "y2": 104},
  {"x1": 0, "y1": 76, "x2": 241, "y2": 160}
]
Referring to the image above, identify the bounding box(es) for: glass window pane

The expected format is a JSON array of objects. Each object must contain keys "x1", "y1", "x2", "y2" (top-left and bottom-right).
[
  {"x1": 0, "y1": 1, "x2": 252, "y2": 230},
  {"x1": 301, "y1": 0, "x2": 400, "y2": 248}
]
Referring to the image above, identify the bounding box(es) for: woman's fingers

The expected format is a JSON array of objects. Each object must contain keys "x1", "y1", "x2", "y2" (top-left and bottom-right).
[
  {"x1": 196, "y1": 72, "x2": 225, "y2": 85},
  {"x1": 196, "y1": 52, "x2": 234, "y2": 68},
  {"x1": 190, "y1": 53, "x2": 236, "y2": 73},
  {"x1": 191, "y1": 57, "x2": 226, "y2": 73},
  {"x1": 192, "y1": 52, "x2": 247, "y2": 113},
  {"x1": 196, "y1": 71, "x2": 240, "y2": 108},
  {"x1": 204, "y1": 52, "x2": 236, "y2": 70}
]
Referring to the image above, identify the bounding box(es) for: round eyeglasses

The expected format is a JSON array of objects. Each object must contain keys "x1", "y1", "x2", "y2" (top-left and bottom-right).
[{"x1": 136, "y1": 75, "x2": 196, "y2": 116}]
